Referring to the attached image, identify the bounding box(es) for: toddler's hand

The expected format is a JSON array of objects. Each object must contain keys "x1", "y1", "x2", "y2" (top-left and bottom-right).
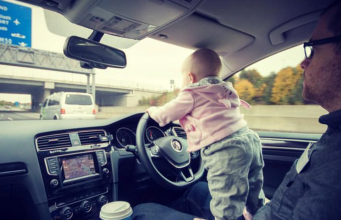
[
  {"x1": 146, "y1": 106, "x2": 157, "y2": 113},
  {"x1": 243, "y1": 207, "x2": 253, "y2": 220}
]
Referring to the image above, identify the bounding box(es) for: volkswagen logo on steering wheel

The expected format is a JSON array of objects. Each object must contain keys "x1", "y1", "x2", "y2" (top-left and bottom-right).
[{"x1": 171, "y1": 139, "x2": 182, "y2": 152}]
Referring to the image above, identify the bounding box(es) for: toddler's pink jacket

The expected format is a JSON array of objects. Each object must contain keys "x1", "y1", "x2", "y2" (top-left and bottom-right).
[{"x1": 147, "y1": 80, "x2": 250, "y2": 152}]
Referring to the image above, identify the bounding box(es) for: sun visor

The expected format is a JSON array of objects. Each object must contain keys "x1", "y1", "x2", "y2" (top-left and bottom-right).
[{"x1": 150, "y1": 14, "x2": 254, "y2": 55}]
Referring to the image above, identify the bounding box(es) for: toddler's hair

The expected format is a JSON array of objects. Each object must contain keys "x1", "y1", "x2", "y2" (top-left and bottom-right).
[{"x1": 182, "y1": 48, "x2": 222, "y2": 80}]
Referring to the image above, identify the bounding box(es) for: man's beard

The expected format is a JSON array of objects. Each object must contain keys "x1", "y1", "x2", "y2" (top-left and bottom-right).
[{"x1": 302, "y1": 61, "x2": 341, "y2": 106}]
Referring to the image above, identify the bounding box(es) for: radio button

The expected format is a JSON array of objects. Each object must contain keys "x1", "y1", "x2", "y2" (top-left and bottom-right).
[
  {"x1": 49, "y1": 165, "x2": 58, "y2": 170},
  {"x1": 50, "y1": 179, "x2": 59, "y2": 188},
  {"x1": 80, "y1": 201, "x2": 92, "y2": 213},
  {"x1": 96, "y1": 151, "x2": 106, "y2": 165},
  {"x1": 97, "y1": 195, "x2": 108, "y2": 206},
  {"x1": 102, "y1": 168, "x2": 109, "y2": 174},
  {"x1": 60, "y1": 207, "x2": 73, "y2": 220},
  {"x1": 49, "y1": 161, "x2": 58, "y2": 166},
  {"x1": 46, "y1": 158, "x2": 59, "y2": 175},
  {"x1": 48, "y1": 165, "x2": 59, "y2": 175},
  {"x1": 47, "y1": 157, "x2": 58, "y2": 164}
]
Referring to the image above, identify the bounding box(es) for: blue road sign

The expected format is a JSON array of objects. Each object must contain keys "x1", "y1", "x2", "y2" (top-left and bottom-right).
[{"x1": 0, "y1": 0, "x2": 31, "y2": 47}]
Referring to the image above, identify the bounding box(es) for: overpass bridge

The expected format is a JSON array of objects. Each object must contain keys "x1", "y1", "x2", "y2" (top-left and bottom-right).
[
  {"x1": 0, "y1": 44, "x2": 163, "y2": 110},
  {"x1": 0, "y1": 74, "x2": 163, "y2": 110}
]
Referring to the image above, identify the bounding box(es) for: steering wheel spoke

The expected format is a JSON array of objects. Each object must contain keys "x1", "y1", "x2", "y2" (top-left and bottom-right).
[
  {"x1": 178, "y1": 166, "x2": 195, "y2": 182},
  {"x1": 136, "y1": 112, "x2": 204, "y2": 190},
  {"x1": 149, "y1": 145, "x2": 161, "y2": 158}
]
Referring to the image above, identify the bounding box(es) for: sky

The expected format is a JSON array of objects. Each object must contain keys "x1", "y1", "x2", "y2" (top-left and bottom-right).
[
  {"x1": 245, "y1": 45, "x2": 303, "y2": 76},
  {"x1": 0, "y1": 0, "x2": 304, "y2": 103}
]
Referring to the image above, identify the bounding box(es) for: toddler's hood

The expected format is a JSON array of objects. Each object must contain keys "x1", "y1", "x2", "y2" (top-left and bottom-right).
[{"x1": 183, "y1": 82, "x2": 251, "y2": 109}]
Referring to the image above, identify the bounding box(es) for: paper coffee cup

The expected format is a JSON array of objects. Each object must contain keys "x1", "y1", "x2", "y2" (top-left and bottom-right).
[{"x1": 100, "y1": 201, "x2": 133, "y2": 220}]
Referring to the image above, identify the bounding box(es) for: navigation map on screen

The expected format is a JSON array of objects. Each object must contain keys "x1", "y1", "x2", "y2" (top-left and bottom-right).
[{"x1": 62, "y1": 154, "x2": 96, "y2": 180}]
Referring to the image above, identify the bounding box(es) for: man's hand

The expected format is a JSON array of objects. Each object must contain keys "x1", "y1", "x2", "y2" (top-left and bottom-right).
[{"x1": 193, "y1": 218, "x2": 207, "y2": 220}]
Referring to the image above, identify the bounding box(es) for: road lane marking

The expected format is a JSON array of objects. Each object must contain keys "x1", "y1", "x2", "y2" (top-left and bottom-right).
[
  {"x1": 8, "y1": 117, "x2": 13, "y2": 121},
  {"x1": 15, "y1": 112, "x2": 40, "y2": 119}
]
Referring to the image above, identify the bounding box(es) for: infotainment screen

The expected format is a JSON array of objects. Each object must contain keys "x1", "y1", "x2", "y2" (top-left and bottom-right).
[{"x1": 62, "y1": 154, "x2": 96, "y2": 180}]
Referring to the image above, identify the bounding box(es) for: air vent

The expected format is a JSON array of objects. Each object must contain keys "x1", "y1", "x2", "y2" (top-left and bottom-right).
[
  {"x1": 79, "y1": 130, "x2": 106, "y2": 145},
  {"x1": 36, "y1": 133, "x2": 71, "y2": 151},
  {"x1": 173, "y1": 127, "x2": 187, "y2": 139}
]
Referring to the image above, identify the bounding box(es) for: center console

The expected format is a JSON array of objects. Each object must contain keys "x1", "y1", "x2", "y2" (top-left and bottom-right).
[{"x1": 36, "y1": 129, "x2": 113, "y2": 220}]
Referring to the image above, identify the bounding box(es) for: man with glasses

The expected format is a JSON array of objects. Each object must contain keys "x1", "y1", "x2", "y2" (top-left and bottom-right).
[
  {"x1": 132, "y1": 1, "x2": 341, "y2": 220},
  {"x1": 251, "y1": 2, "x2": 341, "y2": 219}
]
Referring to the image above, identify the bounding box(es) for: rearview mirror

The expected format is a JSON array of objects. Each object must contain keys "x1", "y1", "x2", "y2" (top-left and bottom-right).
[{"x1": 63, "y1": 36, "x2": 127, "y2": 69}]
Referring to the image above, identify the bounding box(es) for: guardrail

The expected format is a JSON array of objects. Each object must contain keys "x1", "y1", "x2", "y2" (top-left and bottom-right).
[{"x1": 97, "y1": 105, "x2": 328, "y2": 133}]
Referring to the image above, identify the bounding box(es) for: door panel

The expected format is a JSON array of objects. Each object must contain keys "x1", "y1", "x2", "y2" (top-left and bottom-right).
[{"x1": 259, "y1": 132, "x2": 321, "y2": 199}]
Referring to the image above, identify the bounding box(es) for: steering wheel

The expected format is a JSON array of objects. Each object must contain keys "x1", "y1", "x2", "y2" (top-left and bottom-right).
[{"x1": 136, "y1": 113, "x2": 204, "y2": 190}]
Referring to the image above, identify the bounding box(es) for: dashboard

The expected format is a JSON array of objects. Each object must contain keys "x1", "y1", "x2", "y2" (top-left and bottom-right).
[
  {"x1": 0, "y1": 112, "x2": 197, "y2": 220},
  {"x1": 116, "y1": 126, "x2": 168, "y2": 148}
]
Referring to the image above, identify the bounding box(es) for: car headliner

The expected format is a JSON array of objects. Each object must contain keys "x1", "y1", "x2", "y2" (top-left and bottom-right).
[
  {"x1": 152, "y1": 0, "x2": 334, "y2": 78},
  {"x1": 19, "y1": 0, "x2": 334, "y2": 78}
]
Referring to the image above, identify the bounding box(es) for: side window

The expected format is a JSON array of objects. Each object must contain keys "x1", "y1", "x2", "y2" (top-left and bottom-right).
[
  {"x1": 228, "y1": 45, "x2": 328, "y2": 134},
  {"x1": 54, "y1": 98, "x2": 60, "y2": 105},
  {"x1": 48, "y1": 98, "x2": 55, "y2": 106},
  {"x1": 47, "y1": 99, "x2": 53, "y2": 106},
  {"x1": 43, "y1": 99, "x2": 48, "y2": 107}
]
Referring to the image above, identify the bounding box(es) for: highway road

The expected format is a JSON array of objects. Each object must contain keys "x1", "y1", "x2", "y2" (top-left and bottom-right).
[{"x1": 0, "y1": 111, "x2": 40, "y2": 121}]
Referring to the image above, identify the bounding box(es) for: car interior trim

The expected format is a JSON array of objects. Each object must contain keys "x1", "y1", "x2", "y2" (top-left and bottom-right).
[
  {"x1": 263, "y1": 155, "x2": 298, "y2": 163},
  {"x1": 43, "y1": 149, "x2": 107, "y2": 176},
  {"x1": 172, "y1": 126, "x2": 187, "y2": 138},
  {"x1": 269, "y1": 10, "x2": 321, "y2": 45},
  {"x1": 0, "y1": 169, "x2": 27, "y2": 177},
  {"x1": 35, "y1": 129, "x2": 108, "y2": 152},
  {"x1": 151, "y1": 13, "x2": 255, "y2": 54},
  {"x1": 262, "y1": 146, "x2": 305, "y2": 152},
  {"x1": 52, "y1": 187, "x2": 109, "y2": 208},
  {"x1": 260, "y1": 136, "x2": 320, "y2": 143},
  {"x1": 115, "y1": 127, "x2": 136, "y2": 148},
  {"x1": 146, "y1": 126, "x2": 166, "y2": 142},
  {"x1": 63, "y1": 173, "x2": 101, "y2": 184}
]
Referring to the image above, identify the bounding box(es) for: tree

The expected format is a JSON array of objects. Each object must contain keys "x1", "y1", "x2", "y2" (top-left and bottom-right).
[
  {"x1": 138, "y1": 97, "x2": 150, "y2": 106},
  {"x1": 226, "y1": 75, "x2": 237, "y2": 85},
  {"x1": 254, "y1": 83, "x2": 267, "y2": 103},
  {"x1": 287, "y1": 64, "x2": 304, "y2": 104},
  {"x1": 234, "y1": 79, "x2": 256, "y2": 103},
  {"x1": 270, "y1": 67, "x2": 298, "y2": 104},
  {"x1": 138, "y1": 89, "x2": 180, "y2": 106},
  {"x1": 240, "y1": 69, "x2": 263, "y2": 88},
  {"x1": 262, "y1": 72, "x2": 277, "y2": 104}
]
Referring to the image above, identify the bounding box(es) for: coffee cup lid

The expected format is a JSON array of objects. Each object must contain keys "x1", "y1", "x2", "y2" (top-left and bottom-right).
[{"x1": 100, "y1": 201, "x2": 133, "y2": 220}]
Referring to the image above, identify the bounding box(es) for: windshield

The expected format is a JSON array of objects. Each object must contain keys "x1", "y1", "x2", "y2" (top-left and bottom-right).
[
  {"x1": 0, "y1": 0, "x2": 327, "y2": 134},
  {"x1": 0, "y1": 0, "x2": 192, "y2": 118}
]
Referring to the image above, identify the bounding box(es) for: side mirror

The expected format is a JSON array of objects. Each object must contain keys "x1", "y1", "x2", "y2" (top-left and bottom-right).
[
  {"x1": 63, "y1": 36, "x2": 127, "y2": 69},
  {"x1": 39, "y1": 103, "x2": 43, "y2": 107}
]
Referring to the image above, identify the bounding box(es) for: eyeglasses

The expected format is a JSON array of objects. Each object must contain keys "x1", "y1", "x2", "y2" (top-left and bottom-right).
[{"x1": 303, "y1": 35, "x2": 341, "y2": 59}]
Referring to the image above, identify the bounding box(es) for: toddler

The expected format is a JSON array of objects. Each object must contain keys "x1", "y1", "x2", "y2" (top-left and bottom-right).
[{"x1": 147, "y1": 49, "x2": 265, "y2": 220}]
